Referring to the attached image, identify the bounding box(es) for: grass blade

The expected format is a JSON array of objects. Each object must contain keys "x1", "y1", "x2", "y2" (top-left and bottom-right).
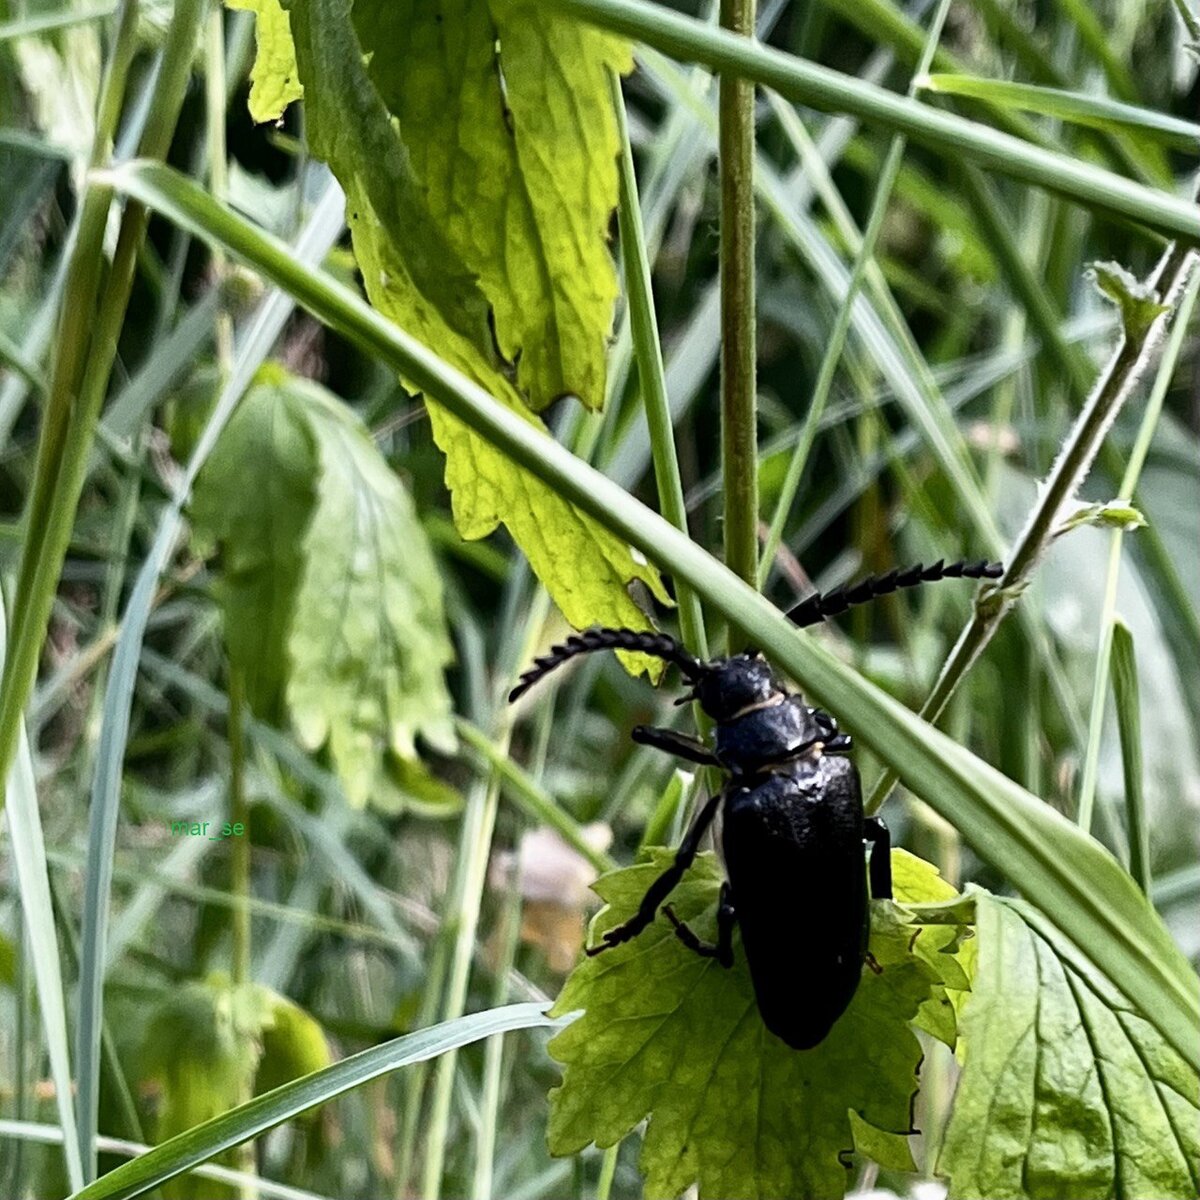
[
  {"x1": 1, "y1": 599, "x2": 85, "y2": 1193},
  {"x1": 1111, "y1": 620, "x2": 1150, "y2": 893},
  {"x1": 922, "y1": 74, "x2": 1200, "y2": 151},
  {"x1": 66, "y1": 1004, "x2": 560, "y2": 1200},
  {"x1": 543, "y1": 0, "x2": 1200, "y2": 243}
]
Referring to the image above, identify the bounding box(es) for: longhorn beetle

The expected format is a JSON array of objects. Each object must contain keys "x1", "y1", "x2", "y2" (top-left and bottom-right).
[{"x1": 510, "y1": 559, "x2": 1001, "y2": 1050}]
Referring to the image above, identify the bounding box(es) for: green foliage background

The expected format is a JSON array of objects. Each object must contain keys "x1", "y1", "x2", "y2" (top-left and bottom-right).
[{"x1": 0, "y1": 1, "x2": 1197, "y2": 1199}]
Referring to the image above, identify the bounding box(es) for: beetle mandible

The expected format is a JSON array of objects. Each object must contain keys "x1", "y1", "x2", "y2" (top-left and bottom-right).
[{"x1": 510, "y1": 558, "x2": 1001, "y2": 1050}]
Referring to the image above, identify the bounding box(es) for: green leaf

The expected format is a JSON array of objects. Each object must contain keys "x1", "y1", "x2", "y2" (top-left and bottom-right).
[
  {"x1": 1055, "y1": 499, "x2": 1146, "y2": 537},
  {"x1": 254, "y1": 991, "x2": 334, "y2": 1109},
  {"x1": 547, "y1": 848, "x2": 971, "y2": 1199},
  {"x1": 226, "y1": 0, "x2": 303, "y2": 123},
  {"x1": 1091, "y1": 261, "x2": 1171, "y2": 343},
  {"x1": 192, "y1": 369, "x2": 457, "y2": 810},
  {"x1": 191, "y1": 371, "x2": 316, "y2": 721},
  {"x1": 141, "y1": 977, "x2": 274, "y2": 1200},
  {"x1": 354, "y1": 0, "x2": 630, "y2": 411},
  {"x1": 265, "y1": 0, "x2": 666, "y2": 649},
  {"x1": 284, "y1": 379, "x2": 457, "y2": 802},
  {"x1": 940, "y1": 893, "x2": 1200, "y2": 1200}
]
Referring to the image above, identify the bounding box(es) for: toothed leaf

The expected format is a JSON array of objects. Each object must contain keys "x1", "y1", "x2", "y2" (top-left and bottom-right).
[{"x1": 547, "y1": 848, "x2": 972, "y2": 1199}]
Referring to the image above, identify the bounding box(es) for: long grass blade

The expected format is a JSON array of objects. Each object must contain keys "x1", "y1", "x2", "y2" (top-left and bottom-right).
[
  {"x1": 1, "y1": 599, "x2": 85, "y2": 1192},
  {"x1": 96, "y1": 160, "x2": 1200, "y2": 1071},
  {"x1": 65, "y1": 1004, "x2": 561, "y2": 1200},
  {"x1": 73, "y1": 176, "x2": 346, "y2": 1182},
  {"x1": 922, "y1": 74, "x2": 1200, "y2": 151}
]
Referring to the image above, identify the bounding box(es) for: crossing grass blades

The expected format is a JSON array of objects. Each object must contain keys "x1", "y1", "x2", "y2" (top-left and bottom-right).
[{"x1": 510, "y1": 558, "x2": 1001, "y2": 1049}]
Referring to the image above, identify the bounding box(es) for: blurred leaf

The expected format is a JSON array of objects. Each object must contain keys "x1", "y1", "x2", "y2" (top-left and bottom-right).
[
  {"x1": 940, "y1": 893, "x2": 1200, "y2": 1200},
  {"x1": 226, "y1": 0, "x2": 302, "y2": 123},
  {"x1": 255, "y1": 0, "x2": 667, "y2": 650},
  {"x1": 0, "y1": 931, "x2": 14, "y2": 986},
  {"x1": 193, "y1": 368, "x2": 457, "y2": 810},
  {"x1": 284, "y1": 377, "x2": 457, "y2": 804},
  {"x1": 191, "y1": 371, "x2": 316, "y2": 721},
  {"x1": 254, "y1": 991, "x2": 334, "y2": 1110},
  {"x1": 141, "y1": 978, "x2": 272, "y2": 1200},
  {"x1": 547, "y1": 848, "x2": 971, "y2": 1199}
]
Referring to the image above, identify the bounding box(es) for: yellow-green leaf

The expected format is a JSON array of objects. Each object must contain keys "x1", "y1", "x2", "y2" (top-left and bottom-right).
[
  {"x1": 265, "y1": 0, "x2": 664, "y2": 645},
  {"x1": 354, "y1": 0, "x2": 630, "y2": 410},
  {"x1": 227, "y1": 0, "x2": 303, "y2": 123}
]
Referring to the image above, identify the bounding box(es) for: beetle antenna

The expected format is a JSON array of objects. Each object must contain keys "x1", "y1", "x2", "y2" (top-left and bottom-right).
[
  {"x1": 784, "y1": 558, "x2": 1003, "y2": 628},
  {"x1": 509, "y1": 629, "x2": 704, "y2": 702}
]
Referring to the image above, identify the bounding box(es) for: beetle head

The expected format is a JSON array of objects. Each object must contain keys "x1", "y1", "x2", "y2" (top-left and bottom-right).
[{"x1": 690, "y1": 653, "x2": 781, "y2": 722}]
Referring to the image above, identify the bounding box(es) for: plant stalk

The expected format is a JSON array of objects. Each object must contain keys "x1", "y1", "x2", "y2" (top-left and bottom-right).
[
  {"x1": 865, "y1": 244, "x2": 1198, "y2": 815},
  {"x1": 611, "y1": 70, "x2": 708, "y2": 659},
  {"x1": 718, "y1": 0, "x2": 758, "y2": 594},
  {"x1": 0, "y1": 0, "x2": 140, "y2": 807},
  {"x1": 1074, "y1": 268, "x2": 1200, "y2": 832}
]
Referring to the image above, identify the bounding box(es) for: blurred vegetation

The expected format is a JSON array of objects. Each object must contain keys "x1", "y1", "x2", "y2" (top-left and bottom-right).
[{"x1": 0, "y1": 1, "x2": 1197, "y2": 1198}]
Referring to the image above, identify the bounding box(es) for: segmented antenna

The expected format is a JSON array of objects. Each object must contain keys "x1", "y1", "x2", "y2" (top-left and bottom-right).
[
  {"x1": 784, "y1": 559, "x2": 1002, "y2": 628},
  {"x1": 509, "y1": 629, "x2": 703, "y2": 703}
]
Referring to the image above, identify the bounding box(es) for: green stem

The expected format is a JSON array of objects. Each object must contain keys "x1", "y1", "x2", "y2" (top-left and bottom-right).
[
  {"x1": 864, "y1": 245, "x2": 1198, "y2": 815},
  {"x1": 611, "y1": 70, "x2": 707, "y2": 660},
  {"x1": 419, "y1": 593, "x2": 552, "y2": 1200},
  {"x1": 0, "y1": 0, "x2": 140, "y2": 807},
  {"x1": 419, "y1": 771, "x2": 505, "y2": 1200},
  {"x1": 596, "y1": 1143, "x2": 620, "y2": 1200},
  {"x1": 758, "y1": 0, "x2": 952, "y2": 585},
  {"x1": 228, "y1": 669, "x2": 251, "y2": 987},
  {"x1": 718, "y1": 0, "x2": 758, "y2": 594}
]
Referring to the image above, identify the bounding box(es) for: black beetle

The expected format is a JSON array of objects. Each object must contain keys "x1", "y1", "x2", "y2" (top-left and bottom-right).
[{"x1": 510, "y1": 558, "x2": 1001, "y2": 1050}]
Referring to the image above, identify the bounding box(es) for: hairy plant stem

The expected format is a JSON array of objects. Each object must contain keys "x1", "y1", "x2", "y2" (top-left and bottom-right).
[
  {"x1": 864, "y1": 244, "x2": 1199, "y2": 815},
  {"x1": 1074, "y1": 269, "x2": 1200, "y2": 833},
  {"x1": 718, "y1": 0, "x2": 758, "y2": 598},
  {"x1": 758, "y1": 0, "x2": 952, "y2": 586}
]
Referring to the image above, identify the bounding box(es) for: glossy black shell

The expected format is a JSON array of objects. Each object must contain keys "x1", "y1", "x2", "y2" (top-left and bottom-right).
[
  {"x1": 713, "y1": 694, "x2": 824, "y2": 772},
  {"x1": 720, "y1": 753, "x2": 867, "y2": 1050}
]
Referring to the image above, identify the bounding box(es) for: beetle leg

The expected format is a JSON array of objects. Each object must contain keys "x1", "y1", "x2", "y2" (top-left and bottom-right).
[
  {"x1": 631, "y1": 725, "x2": 720, "y2": 766},
  {"x1": 663, "y1": 882, "x2": 736, "y2": 968},
  {"x1": 864, "y1": 816, "x2": 893, "y2": 899},
  {"x1": 586, "y1": 790, "x2": 724, "y2": 956}
]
